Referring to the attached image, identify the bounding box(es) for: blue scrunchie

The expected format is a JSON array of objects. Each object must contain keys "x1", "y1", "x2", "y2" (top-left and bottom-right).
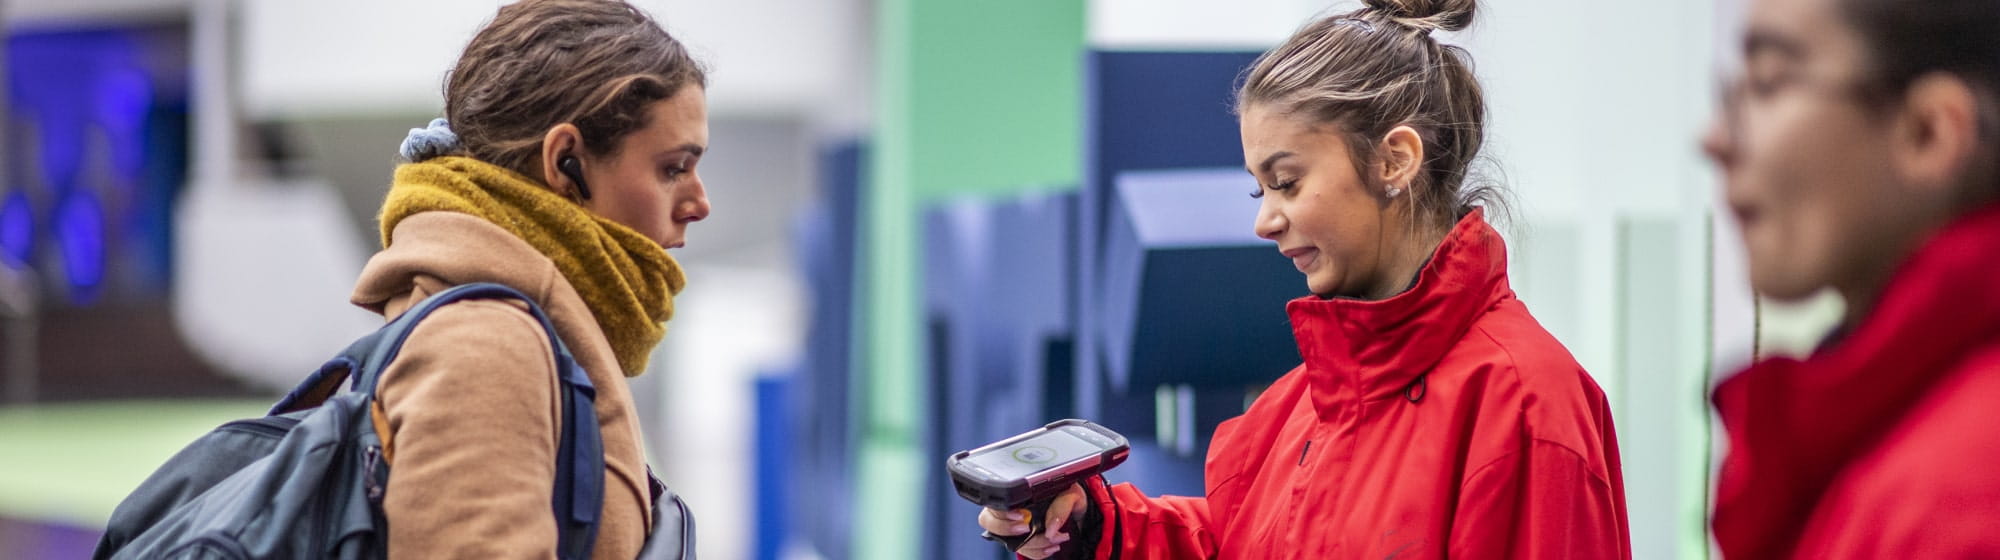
[{"x1": 400, "y1": 118, "x2": 460, "y2": 162}]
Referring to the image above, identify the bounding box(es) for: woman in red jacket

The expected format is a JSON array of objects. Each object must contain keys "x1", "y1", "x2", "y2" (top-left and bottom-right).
[
  {"x1": 977, "y1": 0, "x2": 1631, "y2": 558},
  {"x1": 1702, "y1": 0, "x2": 2000, "y2": 556}
]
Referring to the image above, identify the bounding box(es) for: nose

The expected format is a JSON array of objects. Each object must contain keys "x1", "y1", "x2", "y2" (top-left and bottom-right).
[
  {"x1": 1703, "y1": 78, "x2": 1742, "y2": 171},
  {"x1": 1700, "y1": 111, "x2": 1734, "y2": 171},
  {"x1": 1253, "y1": 196, "x2": 1285, "y2": 241},
  {"x1": 677, "y1": 174, "x2": 710, "y2": 223}
]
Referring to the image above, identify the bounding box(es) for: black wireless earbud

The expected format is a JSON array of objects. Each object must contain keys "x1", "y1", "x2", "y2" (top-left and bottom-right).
[{"x1": 557, "y1": 155, "x2": 593, "y2": 201}]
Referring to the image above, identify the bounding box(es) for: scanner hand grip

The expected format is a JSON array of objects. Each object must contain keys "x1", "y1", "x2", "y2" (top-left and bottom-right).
[{"x1": 981, "y1": 495, "x2": 1058, "y2": 553}]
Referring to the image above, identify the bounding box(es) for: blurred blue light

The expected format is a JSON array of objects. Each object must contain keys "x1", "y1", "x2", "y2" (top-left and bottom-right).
[
  {"x1": 55, "y1": 190, "x2": 104, "y2": 304},
  {"x1": 8, "y1": 27, "x2": 180, "y2": 305},
  {"x1": 9, "y1": 32, "x2": 132, "y2": 193},
  {"x1": 0, "y1": 191, "x2": 31, "y2": 266},
  {"x1": 97, "y1": 67, "x2": 153, "y2": 183}
]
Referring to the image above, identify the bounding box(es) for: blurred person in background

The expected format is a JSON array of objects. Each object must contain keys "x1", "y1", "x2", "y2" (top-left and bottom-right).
[
  {"x1": 352, "y1": 0, "x2": 709, "y2": 557},
  {"x1": 976, "y1": 0, "x2": 1631, "y2": 557},
  {"x1": 1703, "y1": 0, "x2": 2000, "y2": 557}
]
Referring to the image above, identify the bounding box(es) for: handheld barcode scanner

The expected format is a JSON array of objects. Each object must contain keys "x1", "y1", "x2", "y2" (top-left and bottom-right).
[{"x1": 947, "y1": 419, "x2": 1130, "y2": 553}]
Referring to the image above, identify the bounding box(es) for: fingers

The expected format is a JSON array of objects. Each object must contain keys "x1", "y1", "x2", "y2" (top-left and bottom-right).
[
  {"x1": 978, "y1": 484, "x2": 1093, "y2": 559},
  {"x1": 981, "y1": 507, "x2": 1060, "y2": 559},
  {"x1": 1021, "y1": 539, "x2": 1063, "y2": 559},
  {"x1": 1031, "y1": 484, "x2": 1089, "y2": 558},
  {"x1": 978, "y1": 507, "x2": 1031, "y2": 536},
  {"x1": 1018, "y1": 522, "x2": 1067, "y2": 560},
  {"x1": 1045, "y1": 483, "x2": 1088, "y2": 532}
]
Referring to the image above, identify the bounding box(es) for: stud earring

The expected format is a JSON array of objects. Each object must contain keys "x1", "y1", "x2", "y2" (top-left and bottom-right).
[{"x1": 1386, "y1": 185, "x2": 1405, "y2": 198}]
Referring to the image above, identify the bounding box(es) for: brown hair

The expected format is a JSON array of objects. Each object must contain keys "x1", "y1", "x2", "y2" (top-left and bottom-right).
[
  {"x1": 1237, "y1": 0, "x2": 1503, "y2": 231},
  {"x1": 1838, "y1": 0, "x2": 2000, "y2": 204},
  {"x1": 443, "y1": 0, "x2": 706, "y2": 176}
]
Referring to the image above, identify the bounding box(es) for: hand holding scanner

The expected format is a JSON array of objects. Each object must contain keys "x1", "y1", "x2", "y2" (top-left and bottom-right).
[{"x1": 947, "y1": 419, "x2": 1130, "y2": 553}]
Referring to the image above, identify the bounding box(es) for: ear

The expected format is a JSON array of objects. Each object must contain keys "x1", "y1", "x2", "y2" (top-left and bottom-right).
[
  {"x1": 540, "y1": 123, "x2": 586, "y2": 196},
  {"x1": 1377, "y1": 125, "x2": 1426, "y2": 195},
  {"x1": 1890, "y1": 73, "x2": 1981, "y2": 196}
]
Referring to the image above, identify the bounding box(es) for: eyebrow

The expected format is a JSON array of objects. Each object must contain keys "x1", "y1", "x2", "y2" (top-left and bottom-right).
[
  {"x1": 1742, "y1": 27, "x2": 1805, "y2": 60},
  {"x1": 1247, "y1": 151, "x2": 1295, "y2": 176},
  {"x1": 674, "y1": 144, "x2": 705, "y2": 158}
]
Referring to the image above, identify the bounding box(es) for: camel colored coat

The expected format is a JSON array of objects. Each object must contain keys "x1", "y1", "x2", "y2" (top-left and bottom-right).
[{"x1": 350, "y1": 211, "x2": 653, "y2": 559}]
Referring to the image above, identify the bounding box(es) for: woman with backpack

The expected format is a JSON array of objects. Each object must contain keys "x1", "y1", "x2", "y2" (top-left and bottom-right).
[
  {"x1": 350, "y1": 0, "x2": 709, "y2": 557},
  {"x1": 975, "y1": 0, "x2": 1631, "y2": 557}
]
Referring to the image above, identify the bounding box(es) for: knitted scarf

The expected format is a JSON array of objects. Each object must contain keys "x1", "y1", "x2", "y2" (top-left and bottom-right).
[{"x1": 378, "y1": 156, "x2": 684, "y2": 376}]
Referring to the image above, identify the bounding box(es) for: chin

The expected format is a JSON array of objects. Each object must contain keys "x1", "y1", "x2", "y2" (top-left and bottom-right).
[
  {"x1": 1745, "y1": 238, "x2": 1824, "y2": 301},
  {"x1": 1304, "y1": 276, "x2": 1337, "y2": 298},
  {"x1": 1749, "y1": 266, "x2": 1825, "y2": 302}
]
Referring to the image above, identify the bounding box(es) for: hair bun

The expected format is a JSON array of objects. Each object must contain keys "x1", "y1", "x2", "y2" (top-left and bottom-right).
[{"x1": 1361, "y1": 0, "x2": 1476, "y2": 33}]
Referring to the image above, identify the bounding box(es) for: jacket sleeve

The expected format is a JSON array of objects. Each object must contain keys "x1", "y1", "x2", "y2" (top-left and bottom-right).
[
  {"x1": 1448, "y1": 439, "x2": 1631, "y2": 559},
  {"x1": 1053, "y1": 476, "x2": 1217, "y2": 560},
  {"x1": 376, "y1": 300, "x2": 566, "y2": 560}
]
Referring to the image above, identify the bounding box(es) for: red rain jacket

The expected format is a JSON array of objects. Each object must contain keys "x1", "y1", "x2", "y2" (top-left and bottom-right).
[
  {"x1": 1713, "y1": 205, "x2": 2000, "y2": 559},
  {"x1": 1069, "y1": 210, "x2": 1630, "y2": 559}
]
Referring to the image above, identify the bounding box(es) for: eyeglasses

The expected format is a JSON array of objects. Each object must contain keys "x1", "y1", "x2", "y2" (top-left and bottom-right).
[{"x1": 1714, "y1": 64, "x2": 1883, "y2": 148}]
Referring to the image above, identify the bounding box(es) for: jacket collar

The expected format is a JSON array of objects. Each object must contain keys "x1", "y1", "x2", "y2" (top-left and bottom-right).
[
  {"x1": 1287, "y1": 209, "x2": 1511, "y2": 415},
  {"x1": 1712, "y1": 204, "x2": 2000, "y2": 559}
]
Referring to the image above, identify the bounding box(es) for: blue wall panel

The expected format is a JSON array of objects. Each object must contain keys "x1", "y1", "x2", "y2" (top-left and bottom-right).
[
  {"x1": 919, "y1": 199, "x2": 1003, "y2": 560},
  {"x1": 920, "y1": 191, "x2": 1079, "y2": 560},
  {"x1": 1098, "y1": 169, "x2": 1298, "y2": 392},
  {"x1": 1073, "y1": 52, "x2": 1268, "y2": 495},
  {"x1": 789, "y1": 140, "x2": 865, "y2": 559},
  {"x1": 1075, "y1": 50, "x2": 1262, "y2": 430},
  {"x1": 753, "y1": 372, "x2": 793, "y2": 560}
]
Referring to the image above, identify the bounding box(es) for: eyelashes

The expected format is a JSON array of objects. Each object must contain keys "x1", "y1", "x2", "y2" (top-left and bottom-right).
[
  {"x1": 663, "y1": 152, "x2": 698, "y2": 181},
  {"x1": 1250, "y1": 179, "x2": 1298, "y2": 199},
  {"x1": 663, "y1": 159, "x2": 695, "y2": 181}
]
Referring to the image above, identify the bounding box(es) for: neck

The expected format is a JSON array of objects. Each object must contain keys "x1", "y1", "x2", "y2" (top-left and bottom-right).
[
  {"x1": 1363, "y1": 224, "x2": 1450, "y2": 301},
  {"x1": 1835, "y1": 284, "x2": 1877, "y2": 334},
  {"x1": 1832, "y1": 208, "x2": 1958, "y2": 331}
]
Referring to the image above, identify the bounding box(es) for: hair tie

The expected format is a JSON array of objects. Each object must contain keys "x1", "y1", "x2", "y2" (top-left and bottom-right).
[
  {"x1": 399, "y1": 118, "x2": 460, "y2": 162},
  {"x1": 1344, "y1": 12, "x2": 1441, "y2": 37},
  {"x1": 1332, "y1": 18, "x2": 1379, "y2": 34}
]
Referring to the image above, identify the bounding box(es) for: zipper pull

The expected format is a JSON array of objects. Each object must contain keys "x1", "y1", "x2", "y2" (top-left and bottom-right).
[{"x1": 364, "y1": 445, "x2": 384, "y2": 501}]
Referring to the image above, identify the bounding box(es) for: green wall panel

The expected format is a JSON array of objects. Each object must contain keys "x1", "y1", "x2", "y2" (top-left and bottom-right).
[{"x1": 854, "y1": 1, "x2": 1083, "y2": 558}]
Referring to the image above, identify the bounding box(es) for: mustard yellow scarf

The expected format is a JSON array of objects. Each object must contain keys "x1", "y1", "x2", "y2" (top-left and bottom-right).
[{"x1": 379, "y1": 156, "x2": 684, "y2": 376}]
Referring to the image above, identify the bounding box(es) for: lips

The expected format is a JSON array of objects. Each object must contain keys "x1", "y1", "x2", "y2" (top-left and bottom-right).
[{"x1": 1281, "y1": 246, "x2": 1318, "y2": 273}]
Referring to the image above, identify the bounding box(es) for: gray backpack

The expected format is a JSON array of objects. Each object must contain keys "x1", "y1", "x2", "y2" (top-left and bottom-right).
[{"x1": 92, "y1": 283, "x2": 695, "y2": 559}]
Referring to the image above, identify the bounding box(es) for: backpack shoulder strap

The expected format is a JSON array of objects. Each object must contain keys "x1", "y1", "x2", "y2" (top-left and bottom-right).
[
  {"x1": 348, "y1": 283, "x2": 578, "y2": 393},
  {"x1": 270, "y1": 283, "x2": 581, "y2": 412},
  {"x1": 279, "y1": 282, "x2": 605, "y2": 560}
]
